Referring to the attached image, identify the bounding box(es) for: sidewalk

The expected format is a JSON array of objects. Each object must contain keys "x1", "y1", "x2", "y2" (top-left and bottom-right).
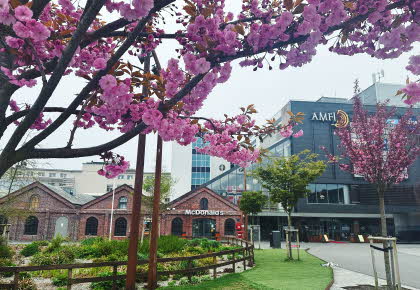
[{"x1": 331, "y1": 266, "x2": 419, "y2": 290}]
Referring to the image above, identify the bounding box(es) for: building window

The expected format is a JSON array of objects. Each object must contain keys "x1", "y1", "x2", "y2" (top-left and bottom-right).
[
  {"x1": 37, "y1": 172, "x2": 45, "y2": 177},
  {"x1": 118, "y1": 197, "x2": 128, "y2": 209},
  {"x1": 0, "y1": 215, "x2": 8, "y2": 234},
  {"x1": 307, "y1": 184, "x2": 349, "y2": 204},
  {"x1": 191, "y1": 137, "x2": 211, "y2": 189},
  {"x1": 224, "y1": 218, "x2": 235, "y2": 236},
  {"x1": 48, "y1": 182, "x2": 55, "y2": 186},
  {"x1": 199, "y1": 198, "x2": 208, "y2": 210},
  {"x1": 127, "y1": 175, "x2": 133, "y2": 180},
  {"x1": 24, "y1": 216, "x2": 38, "y2": 235},
  {"x1": 114, "y1": 217, "x2": 127, "y2": 236},
  {"x1": 106, "y1": 184, "x2": 113, "y2": 192},
  {"x1": 219, "y1": 164, "x2": 226, "y2": 171},
  {"x1": 171, "y1": 218, "x2": 183, "y2": 236},
  {"x1": 29, "y1": 195, "x2": 40, "y2": 210},
  {"x1": 60, "y1": 173, "x2": 67, "y2": 178},
  {"x1": 85, "y1": 217, "x2": 98, "y2": 236},
  {"x1": 118, "y1": 175, "x2": 124, "y2": 180},
  {"x1": 49, "y1": 172, "x2": 56, "y2": 177}
]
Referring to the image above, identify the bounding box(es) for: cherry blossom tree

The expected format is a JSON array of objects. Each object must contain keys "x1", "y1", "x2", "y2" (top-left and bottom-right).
[
  {"x1": 327, "y1": 97, "x2": 420, "y2": 287},
  {"x1": 0, "y1": 0, "x2": 419, "y2": 179}
]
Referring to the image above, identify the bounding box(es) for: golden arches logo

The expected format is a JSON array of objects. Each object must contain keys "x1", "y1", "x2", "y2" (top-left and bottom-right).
[{"x1": 333, "y1": 110, "x2": 349, "y2": 128}]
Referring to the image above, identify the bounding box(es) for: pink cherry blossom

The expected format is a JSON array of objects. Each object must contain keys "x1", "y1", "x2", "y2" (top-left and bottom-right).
[
  {"x1": 14, "y1": 5, "x2": 33, "y2": 21},
  {"x1": 93, "y1": 58, "x2": 107, "y2": 69},
  {"x1": 292, "y1": 129, "x2": 304, "y2": 138}
]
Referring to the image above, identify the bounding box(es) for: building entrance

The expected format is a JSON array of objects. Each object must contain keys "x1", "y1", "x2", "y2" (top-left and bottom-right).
[{"x1": 192, "y1": 218, "x2": 216, "y2": 238}]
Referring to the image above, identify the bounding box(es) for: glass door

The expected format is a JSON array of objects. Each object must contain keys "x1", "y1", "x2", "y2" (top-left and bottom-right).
[{"x1": 192, "y1": 218, "x2": 216, "y2": 238}]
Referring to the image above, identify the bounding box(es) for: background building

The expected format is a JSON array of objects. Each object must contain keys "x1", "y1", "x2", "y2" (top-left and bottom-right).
[
  {"x1": 171, "y1": 137, "x2": 231, "y2": 198},
  {"x1": 0, "y1": 162, "x2": 170, "y2": 197},
  {"x1": 199, "y1": 83, "x2": 420, "y2": 242}
]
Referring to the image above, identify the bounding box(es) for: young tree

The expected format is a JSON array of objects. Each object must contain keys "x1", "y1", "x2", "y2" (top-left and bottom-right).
[
  {"x1": 239, "y1": 190, "x2": 268, "y2": 240},
  {"x1": 328, "y1": 97, "x2": 420, "y2": 287},
  {"x1": 254, "y1": 150, "x2": 326, "y2": 260},
  {"x1": 0, "y1": 0, "x2": 418, "y2": 179}
]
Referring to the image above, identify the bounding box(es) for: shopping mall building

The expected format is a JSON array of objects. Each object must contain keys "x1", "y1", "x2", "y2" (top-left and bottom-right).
[{"x1": 199, "y1": 92, "x2": 420, "y2": 242}]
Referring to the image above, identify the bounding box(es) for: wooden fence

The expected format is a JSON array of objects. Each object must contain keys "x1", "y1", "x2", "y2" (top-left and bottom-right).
[{"x1": 0, "y1": 237, "x2": 254, "y2": 289}]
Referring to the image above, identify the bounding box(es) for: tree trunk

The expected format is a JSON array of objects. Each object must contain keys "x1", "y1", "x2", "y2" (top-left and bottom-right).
[
  {"x1": 378, "y1": 185, "x2": 393, "y2": 289},
  {"x1": 287, "y1": 213, "x2": 293, "y2": 260}
]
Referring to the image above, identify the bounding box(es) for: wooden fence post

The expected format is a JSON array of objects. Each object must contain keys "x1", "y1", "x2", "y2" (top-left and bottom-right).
[
  {"x1": 187, "y1": 258, "x2": 192, "y2": 282},
  {"x1": 232, "y1": 251, "x2": 236, "y2": 273},
  {"x1": 13, "y1": 271, "x2": 19, "y2": 290},
  {"x1": 112, "y1": 265, "x2": 118, "y2": 290},
  {"x1": 242, "y1": 248, "x2": 246, "y2": 270},
  {"x1": 67, "y1": 268, "x2": 73, "y2": 290},
  {"x1": 213, "y1": 255, "x2": 217, "y2": 279}
]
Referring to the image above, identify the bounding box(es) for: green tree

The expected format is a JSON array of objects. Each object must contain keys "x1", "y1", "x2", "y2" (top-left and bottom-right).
[
  {"x1": 254, "y1": 150, "x2": 326, "y2": 260},
  {"x1": 239, "y1": 191, "x2": 268, "y2": 215},
  {"x1": 142, "y1": 174, "x2": 174, "y2": 211},
  {"x1": 140, "y1": 175, "x2": 175, "y2": 242},
  {"x1": 239, "y1": 191, "x2": 267, "y2": 241}
]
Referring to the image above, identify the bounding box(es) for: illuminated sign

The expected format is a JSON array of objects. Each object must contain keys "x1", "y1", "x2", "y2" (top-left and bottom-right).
[
  {"x1": 311, "y1": 110, "x2": 349, "y2": 128},
  {"x1": 184, "y1": 210, "x2": 224, "y2": 216}
]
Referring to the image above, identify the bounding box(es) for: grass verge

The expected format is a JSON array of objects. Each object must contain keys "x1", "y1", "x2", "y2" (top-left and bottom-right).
[{"x1": 162, "y1": 249, "x2": 333, "y2": 290}]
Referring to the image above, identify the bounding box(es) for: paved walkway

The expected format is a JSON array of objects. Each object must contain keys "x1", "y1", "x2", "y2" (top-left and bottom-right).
[
  {"x1": 331, "y1": 266, "x2": 418, "y2": 290},
  {"x1": 307, "y1": 243, "x2": 420, "y2": 289}
]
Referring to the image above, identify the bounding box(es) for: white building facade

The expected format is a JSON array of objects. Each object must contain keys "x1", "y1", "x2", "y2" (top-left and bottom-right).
[{"x1": 171, "y1": 137, "x2": 230, "y2": 199}]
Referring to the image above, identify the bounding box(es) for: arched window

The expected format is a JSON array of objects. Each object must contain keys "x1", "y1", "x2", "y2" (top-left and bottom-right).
[
  {"x1": 29, "y1": 195, "x2": 40, "y2": 210},
  {"x1": 171, "y1": 218, "x2": 183, "y2": 236},
  {"x1": 199, "y1": 198, "x2": 208, "y2": 210},
  {"x1": 114, "y1": 217, "x2": 127, "y2": 236},
  {"x1": 0, "y1": 215, "x2": 8, "y2": 234},
  {"x1": 118, "y1": 197, "x2": 128, "y2": 209},
  {"x1": 85, "y1": 217, "x2": 98, "y2": 236},
  {"x1": 24, "y1": 216, "x2": 38, "y2": 235},
  {"x1": 224, "y1": 218, "x2": 235, "y2": 236}
]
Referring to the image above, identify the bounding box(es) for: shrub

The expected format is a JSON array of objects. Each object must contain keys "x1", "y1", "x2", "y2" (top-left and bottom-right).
[
  {"x1": 167, "y1": 280, "x2": 177, "y2": 287},
  {"x1": 0, "y1": 236, "x2": 13, "y2": 259},
  {"x1": 81, "y1": 237, "x2": 103, "y2": 246},
  {"x1": 90, "y1": 271, "x2": 125, "y2": 290},
  {"x1": 30, "y1": 248, "x2": 75, "y2": 266},
  {"x1": 21, "y1": 243, "x2": 40, "y2": 257},
  {"x1": 0, "y1": 258, "x2": 16, "y2": 277},
  {"x1": 178, "y1": 277, "x2": 189, "y2": 285},
  {"x1": 190, "y1": 276, "x2": 201, "y2": 284},
  {"x1": 45, "y1": 235, "x2": 66, "y2": 253},
  {"x1": 157, "y1": 236, "x2": 188, "y2": 254},
  {"x1": 52, "y1": 272, "x2": 67, "y2": 287}
]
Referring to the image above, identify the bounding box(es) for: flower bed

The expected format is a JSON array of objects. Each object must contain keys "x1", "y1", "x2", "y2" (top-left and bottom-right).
[{"x1": 1, "y1": 236, "x2": 250, "y2": 289}]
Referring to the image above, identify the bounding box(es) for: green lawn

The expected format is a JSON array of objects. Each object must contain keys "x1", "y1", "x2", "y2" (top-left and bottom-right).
[{"x1": 163, "y1": 249, "x2": 333, "y2": 290}]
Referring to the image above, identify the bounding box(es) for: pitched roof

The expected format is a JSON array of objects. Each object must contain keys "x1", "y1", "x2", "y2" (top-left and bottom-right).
[
  {"x1": 81, "y1": 184, "x2": 135, "y2": 209},
  {"x1": 168, "y1": 187, "x2": 240, "y2": 211},
  {"x1": 40, "y1": 182, "x2": 96, "y2": 205}
]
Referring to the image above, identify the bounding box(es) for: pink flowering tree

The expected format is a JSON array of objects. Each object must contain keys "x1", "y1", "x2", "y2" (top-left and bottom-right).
[
  {"x1": 327, "y1": 97, "x2": 420, "y2": 286},
  {"x1": 0, "y1": 0, "x2": 419, "y2": 178}
]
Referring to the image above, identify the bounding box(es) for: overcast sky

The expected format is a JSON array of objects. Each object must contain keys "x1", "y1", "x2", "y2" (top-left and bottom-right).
[{"x1": 1, "y1": 2, "x2": 418, "y2": 173}]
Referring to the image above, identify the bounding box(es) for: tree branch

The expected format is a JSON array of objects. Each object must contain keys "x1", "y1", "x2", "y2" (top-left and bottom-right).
[{"x1": 1, "y1": 0, "x2": 107, "y2": 157}]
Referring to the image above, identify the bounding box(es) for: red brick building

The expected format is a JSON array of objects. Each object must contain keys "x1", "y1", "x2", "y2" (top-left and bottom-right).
[
  {"x1": 160, "y1": 187, "x2": 242, "y2": 238},
  {"x1": 0, "y1": 182, "x2": 242, "y2": 241}
]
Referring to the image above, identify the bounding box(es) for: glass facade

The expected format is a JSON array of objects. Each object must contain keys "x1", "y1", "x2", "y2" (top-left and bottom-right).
[
  {"x1": 204, "y1": 139, "x2": 291, "y2": 205},
  {"x1": 191, "y1": 137, "x2": 210, "y2": 190},
  {"x1": 306, "y1": 184, "x2": 350, "y2": 204}
]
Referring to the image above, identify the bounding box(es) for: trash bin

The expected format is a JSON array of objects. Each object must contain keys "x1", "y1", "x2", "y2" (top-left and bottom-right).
[
  {"x1": 272, "y1": 231, "x2": 281, "y2": 248},
  {"x1": 269, "y1": 232, "x2": 273, "y2": 247}
]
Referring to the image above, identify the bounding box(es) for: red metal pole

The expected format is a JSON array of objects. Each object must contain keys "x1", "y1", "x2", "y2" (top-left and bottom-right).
[
  {"x1": 243, "y1": 168, "x2": 248, "y2": 241},
  {"x1": 125, "y1": 134, "x2": 146, "y2": 289},
  {"x1": 147, "y1": 135, "x2": 163, "y2": 289}
]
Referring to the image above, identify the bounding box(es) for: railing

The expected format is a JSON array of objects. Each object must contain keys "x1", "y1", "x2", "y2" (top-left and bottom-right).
[{"x1": 0, "y1": 237, "x2": 254, "y2": 290}]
